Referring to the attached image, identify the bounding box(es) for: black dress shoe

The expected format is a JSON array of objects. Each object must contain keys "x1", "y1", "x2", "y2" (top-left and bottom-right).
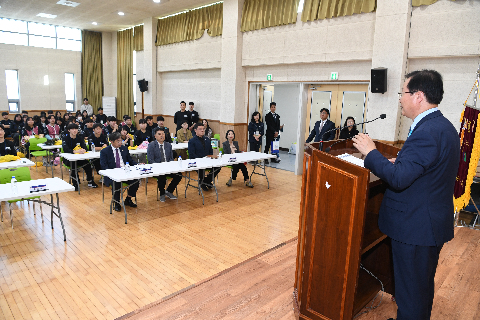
[
  {"x1": 124, "y1": 197, "x2": 137, "y2": 208},
  {"x1": 201, "y1": 185, "x2": 209, "y2": 191},
  {"x1": 114, "y1": 204, "x2": 122, "y2": 211}
]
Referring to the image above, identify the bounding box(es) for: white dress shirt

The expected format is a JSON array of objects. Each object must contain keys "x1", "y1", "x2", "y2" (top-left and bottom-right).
[{"x1": 157, "y1": 141, "x2": 167, "y2": 162}]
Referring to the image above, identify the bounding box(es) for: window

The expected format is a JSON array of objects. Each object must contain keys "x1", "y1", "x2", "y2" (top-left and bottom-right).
[
  {"x1": 133, "y1": 50, "x2": 137, "y2": 112},
  {"x1": 298, "y1": 0, "x2": 304, "y2": 13},
  {"x1": 5, "y1": 70, "x2": 20, "y2": 112},
  {"x1": 0, "y1": 17, "x2": 81, "y2": 51},
  {"x1": 65, "y1": 73, "x2": 75, "y2": 111}
]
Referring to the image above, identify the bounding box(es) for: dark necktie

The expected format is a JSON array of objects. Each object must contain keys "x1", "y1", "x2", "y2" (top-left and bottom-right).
[
  {"x1": 159, "y1": 144, "x2": 165, "y2": 162},
  {"x1": 115, "y1": 148, "x2": 121, "y2": 168}
]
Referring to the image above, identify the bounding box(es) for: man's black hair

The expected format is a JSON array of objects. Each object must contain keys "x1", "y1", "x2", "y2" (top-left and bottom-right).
[
  {"x1": 93, "y1": 123, "x2": 103, "y2": 130},
  {"x1": 180, "y1": 101, "x2": 186, "y2": 105},
  {"x1": 146, "y1": 116, "x2": 153, "y2": 121},
  {"x1": 84, "y1": 118, "x2": 93, "y2": 124},
  {"x1": 2, "y1": 112, "x2": 8, "y2": 116},
  {"x1": 193, "y1": 122, "x2": 204, "y2": 130},
  {"x1": 66, "y1": 123, "x2": 79, "y2": 130},
  {"x1": 109, "y1": 132, "x2": 121, "y2": 142},
  {"x1": 138, "y1": 119, "x2": 146, "y2": 124},
  {"x1": 107, "y1": 116, "x2": 117, "y2": 122},
  {"x1": 125, "y1": 116, "x2": 131, "y2": 120},
  {"x1": 189, "y1": 102, "x2": 194, "y2": 105},
  {"x1": 157, "y1": 116, "x2": 164, "y2": 122},
  {"x1": 98, "y1": 107, "x2": 103, "y2": 111},
  {"x1": 405, "y1": 70, "x2": 444, "y2": 105},
  {"x1": 320, "y1": 108, "x2": 330, "y2": 115},
  {"x1": 270, "y1": 102, "x2": 276, "y2": 107}
]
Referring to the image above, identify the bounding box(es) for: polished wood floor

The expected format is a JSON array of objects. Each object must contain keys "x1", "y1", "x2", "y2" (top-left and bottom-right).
[
  {"x1": 119, "y1": 227, "x2": 480, "y2": 320},
  {"x1": 0, "y1": 164, "x2": 302, "y2": 319}
]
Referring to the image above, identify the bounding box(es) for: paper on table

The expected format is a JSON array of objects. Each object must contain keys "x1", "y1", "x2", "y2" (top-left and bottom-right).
[{"x1": 337, "y1": 153, "x2": 365, "y2": 168}]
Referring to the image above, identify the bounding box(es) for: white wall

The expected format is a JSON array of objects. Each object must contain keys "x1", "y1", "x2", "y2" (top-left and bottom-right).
[
  {"x1": 157, "y1": 31, "x2": 222, "y2": 72},
  {"x1": 159, "y1": 68, "x2": 222, "y2": 120},
  {"x1": 0, "y1": 43, "x2": 81, "y2": 112},
  {"x1": 273, "y1": 84, "x2": 301, "y2": 149}
]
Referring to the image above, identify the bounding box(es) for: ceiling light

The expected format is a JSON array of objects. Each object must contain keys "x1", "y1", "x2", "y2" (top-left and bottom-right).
[
  {"x1": 118, "y1": 12, "x2": 125, "y2": 16},
  {"x1": 37, "y1": 13, "x2": 57, "y2": 19},
  {"x1": 44, "y1": 75, "x2": 49, "y2": 86},
  {"x1": 153, "y1": 0, "x2": 161, "y2": 3},
  {"x1": 57, "y1": 0, "x2": 80, "y2": 7},
  {"x1": 92, "y1": 22, "x2": 97, "y2": 25}
]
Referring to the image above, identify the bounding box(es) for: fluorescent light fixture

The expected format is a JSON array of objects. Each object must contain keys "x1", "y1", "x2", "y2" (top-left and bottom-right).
[
  {"x1": 57, "y1": 0, "x2": 80, "y2": 7},
  {"x1": 118, "y1": 12, "x2": 125, "y2": 16},
  {"x1": 92, "y1": 22, "x2": 98, "y2": 25},
  {"x1": 44, "y1": 75, "x2": 49, "y2": 85},
  {"x1": 153, "y1": 0, "x2": 161, "y2": 3},
  {"x1": 37, "y1": 13, "x2": 57, "y2": 19}
]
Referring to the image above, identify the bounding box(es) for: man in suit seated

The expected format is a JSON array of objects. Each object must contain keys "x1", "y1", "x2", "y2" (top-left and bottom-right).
[
  {"x1": 188, "y1": 122, "x2": 221, "y2": 191},
  {"x1": 147, "y1": 127, "x2": 182, "y2": 202},
  {"x1": 100, "y1": 132, "x2": 139, "y2": 211},
  {"x1": 306, "y1": 108, "x2": 336, "y2": 143}
]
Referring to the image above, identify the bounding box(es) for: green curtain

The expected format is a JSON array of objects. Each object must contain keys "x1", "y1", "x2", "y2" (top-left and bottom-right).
[
  {"x1": 301, "y1": 0, "x2": 376, "y2": 22},
  {"x1": 156, "y1": 2, "x2": 223, "y2": 46},
  {"x1": 117, "y1": 29, "x2": 134, "y2": 121},
  {"x1": 241, "y1": 0, "x2": 300, "y2": 32},
  {"x1": 81, "y1": 30, "x2": 103, "y2": 114},
  {"x1": 133, "y1": 25, "x2": 144, "y2": 51}
]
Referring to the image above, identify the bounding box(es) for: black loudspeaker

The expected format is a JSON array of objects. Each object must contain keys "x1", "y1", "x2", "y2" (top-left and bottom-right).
[
  {"x1": 138, "y1": 79, "x2": 148, "y2": 92},
  {"x1": 371, "y1": 68, "x2": 387, "y2": 94}
]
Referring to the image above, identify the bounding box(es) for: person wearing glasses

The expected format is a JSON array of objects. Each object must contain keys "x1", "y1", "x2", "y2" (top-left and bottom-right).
[
  {"x1": 306, "y1": 108, "x2": 336, "y2": 143},
  {"x1": 352, "y1": 70, "x2": 460, "y2": 320},
  {"x1": 339, "y1": 116, "x2": 359, "y2": 140}
]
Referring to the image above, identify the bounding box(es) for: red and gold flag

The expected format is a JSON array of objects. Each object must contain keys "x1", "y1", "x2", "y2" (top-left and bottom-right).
[{"x1": 454, "y1": 106, "x2": 480, "y2": 211}]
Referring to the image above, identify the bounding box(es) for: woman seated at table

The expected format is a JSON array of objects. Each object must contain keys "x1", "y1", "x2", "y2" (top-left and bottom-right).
[
  {"x1": 0, "y1": 125, "x2": 17, "y2": 156},
  {"x1": 120, "y1": 126, "x2": 134, "y2": 147},
  {"x1": 176, "y1": 120, "x2": 192, "y2": 159},
  {"x1": 222, "y1": 130, "x2": 253, "y2": 188},
  {"x1": 339, "y1": 116, "x2": 359, "y2": 140},
  {"x1": 46, "y1": 115, "x2": 61, "y2": 140}
]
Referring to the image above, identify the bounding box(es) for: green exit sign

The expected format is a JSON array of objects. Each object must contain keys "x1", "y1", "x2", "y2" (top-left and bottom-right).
[
  {"x1": 267, "y1": 74, "x2": 273, "y2": 81},
  {"x1": 331, "y1": 72, "x2": 338, "y2": 80}
]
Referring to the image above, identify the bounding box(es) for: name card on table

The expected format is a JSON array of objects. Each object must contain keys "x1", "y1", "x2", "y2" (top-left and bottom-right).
[
  {"x1": 138, "y1": 167, "x2": 153, "y2": 174},
  {"x1": 187, "y1": 161, "x2": 197, "y2": 168},
  {"x1": 30, "y1": 185, "x2": 48, "y2": 193}
]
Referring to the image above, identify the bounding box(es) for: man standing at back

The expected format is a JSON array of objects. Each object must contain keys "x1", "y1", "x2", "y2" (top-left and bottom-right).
[
  {"x1": 352, "y1": 70, "x2": 460, "y2": 320},
  {"x1": 264, "y1": 102, "x2": 283, "y2": 163},
  {"x1": 187, "y1": 102, "x2": 199, "y2": 131},
  {"x1": 81, "y1": 98, "x2": 94, "y2": 117},
  {"x1": 306, "y1": 108, "x2": 336, "y2": 143}
]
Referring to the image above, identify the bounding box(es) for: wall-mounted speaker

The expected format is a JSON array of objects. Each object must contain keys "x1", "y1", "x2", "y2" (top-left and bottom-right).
[
  {"x1": 371, "y1": 68, "x2": 387, "y2": 94},
  {"x1": 138, "y1": 79, "x2": 148, "y2": 92}
]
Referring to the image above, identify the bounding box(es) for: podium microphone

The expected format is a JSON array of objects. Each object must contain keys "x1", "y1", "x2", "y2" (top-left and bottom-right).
[{"x1": 320, "y1": 114, "x2": 386, "y2": 152}]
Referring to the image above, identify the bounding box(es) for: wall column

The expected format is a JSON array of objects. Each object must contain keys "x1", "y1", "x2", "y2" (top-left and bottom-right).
[
  {"x1": 143, "y1": 18, "x2": 158, "y2": 116},
  {"x1": 220, "y1": 0, "x2": 247, "y2": 149},
  {"x1": 366, "y1": 0, "x2": 412, "y2": 143}
]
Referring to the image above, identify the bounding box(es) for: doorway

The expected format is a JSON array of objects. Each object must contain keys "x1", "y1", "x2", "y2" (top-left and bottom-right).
[{"x1": 305, "y1": 84, "x2": 369, "y2": 140}]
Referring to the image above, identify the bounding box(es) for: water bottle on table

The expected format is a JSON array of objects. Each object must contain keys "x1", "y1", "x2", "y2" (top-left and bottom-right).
[{"x1": 11, "y1": 176, "x2": 17, "y2": 195}]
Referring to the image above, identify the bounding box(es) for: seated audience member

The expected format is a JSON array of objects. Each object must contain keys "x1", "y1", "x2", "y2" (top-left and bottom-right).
[
  {"x1": 22, "y1": 116, "x2": 43, "y2": 142},
  {"x1": 248, "y1": 111, "x2": 264, "y2": 152},
  {"x1": 100, "y1": 132, "x2": 139, "y2": 211},
  {"x1": 63, "y1": 113, "x2": 70, "y2": 123},
  {"x1": 120, "y1": 126, "x2": 134, "y2": 147},
  {"x1": 104, "y1": 116, "x2": 118, "y2": 136},
  {"x1": 120, "y1": 115, "x2": 128, "y2": 126},
  {"x1": 188, "y1": 123, "x2": 221, "y2": 191},
  {"x1": 174, "y1": 101, "x2": 191, "y2": 132},
  {"x1": 222, "y1": 130, "x2": 254, "y2": 188},
  {"x1": 88, "y1": 123, "x2": 108, "y2": 174},
  {"x1": 82, "y1": 110, "x2": 89, "y2": 120},
  {"x1": 156, "y1": 116, "x2": 172, "y2": 143},
  {"x1": 187, "y1": 102, "x2": 199, "y2": 131},
  {"x1": 134, "y1": 119, "x2": 152, "y2": 146},
  {"x1": 96, "y1": 107, "x2": 108, "y2": 125},
  {"x1": 339, "y1": 116, "x2": 359, "y2": 140},
  {"x1": 0, "y1": 125, "x2": 16, "y2": 156},
  {"x1": 12, "y1": 114, "x2": 23, "y2": 146},
  {"x1": 62, "y1": 123, "x2": 97, "y2": 191},
  {"x1": 46, "y1": 115, "x2": 61, "y2": 140},
  {"x1": 1, "y1": 112, "x2": 14, "y2": 137},
  {"x1": 32, "y1": 116, "x2": 45, "y2": 135},
  {"x1": 202, "y1": 119, "x2": 213, "y2": 139},
  {"x1": 146, "y1": 116, "x2": 157, "y2": 136},
  {"x1": 55, "y1": 111, "x2": 62, "y2": 119},
  {"x1": 124, "y1": 116, "x2": 136, "y2": 135},
  {"x1": 176, "y1": 120, "x2": 192, "y2": 159},
  {"x1": 40, "y1": 114, "x2": 48, "y2": 131},
  {"x1": 91, "y1": 114, "x2": 97, "y2": 124},
  {"x1": 75, "y1": 111, "x2": 84, "y2": 128},
  {"x1": 147, "y1": 128, "x2": 182, "y2": 202},
  {"x1": 82, "y1": 118, "x2": 95, "y2": 139},
  {"x1": 56, "y1": 118, "x2": 64, "y2": 133}
]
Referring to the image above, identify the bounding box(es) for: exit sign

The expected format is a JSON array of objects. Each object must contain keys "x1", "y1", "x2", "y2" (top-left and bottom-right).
[
  {"x1": 331, "y1": 72, "x2": 338, "y2": 80},
  {"x1": 267, "y1": 74, "x2": 273, "y2": 81}
]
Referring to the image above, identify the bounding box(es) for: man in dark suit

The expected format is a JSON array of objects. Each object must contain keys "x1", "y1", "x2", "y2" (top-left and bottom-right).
[
  {"x1": 306, "y1": 108, "x2": 336, "y2": 143},
  {"x1": 147, "y1": 127, "x2": 182, "y2": 202},
  {"x1": 188, "y1": 122, "x2": 221, "y2": 191},
  {"x1": 100, "y1": 132, "x2": 139, "y2": 211},
  {"x1": 264, "y1": 102, "x2": 283, "y2": 163},
  {"x1": 352, "y1": 70, "x2": 460, "y2": 320}
]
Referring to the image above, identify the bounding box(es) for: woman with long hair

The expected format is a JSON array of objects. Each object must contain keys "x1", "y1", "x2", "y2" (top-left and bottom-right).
[
  {"x1": 248, "y1": 111, "x2": 264, "y2": 152},
  {"x1": 222, "y1": 129, "x2": 254, "y2": 188}
]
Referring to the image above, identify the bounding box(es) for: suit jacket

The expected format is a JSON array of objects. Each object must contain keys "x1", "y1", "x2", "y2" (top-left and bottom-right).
[
  {"x1": 188, "y1": 135, "x2": 213, "y2": 159},
  {"x1": 222, "y1": 140, "x2": 240, "y2": 154},
  {"x1": 147, "y1": 141, "x2": 174, "y2": 163},
  {"x1": 264, "y1": 112, "x2": 281, "y2": 138},
  {"x1": 306, "y1": 119, "x2": 336, "y2": 143},
  {"x1": 100, "y1": 145, "x2": 137, "y2": 187},
  {"x1": 364, "y1": 110, "x2": 460, "y2": 246}
]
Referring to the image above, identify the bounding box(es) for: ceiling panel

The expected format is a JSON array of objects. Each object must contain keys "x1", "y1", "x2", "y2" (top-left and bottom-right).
[{"x1": 0, "y1": 0, "x2": 217, "y2": 32}]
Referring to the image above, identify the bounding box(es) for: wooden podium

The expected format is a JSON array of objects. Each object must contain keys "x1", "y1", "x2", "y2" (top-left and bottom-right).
[{"x1": 293, "y1": 140, "x2": 400, "y2": 320}]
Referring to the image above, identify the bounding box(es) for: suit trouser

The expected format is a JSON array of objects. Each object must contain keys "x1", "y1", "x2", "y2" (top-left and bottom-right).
[
  {"x1": 391, "y1": 239, "x2": 443, "y2": 320},
  {"x1": 92, "y1": 159, "x2": 101, "y2": 174},
  {"x1": 231, "y1": 163, "x2": 249, "y2": 181},
  {"x1": 156, "y1": 173, "x2": 182, "y2": 195},
  {"x1": 198, "y1": 167, "x2": 221, "y2": 185},
  {"x1": 264, "y1": 135, "x2": 274, "y2": 154},
  {"x1": 112, "y1": 179, "x2": 139, "y2": 202}
]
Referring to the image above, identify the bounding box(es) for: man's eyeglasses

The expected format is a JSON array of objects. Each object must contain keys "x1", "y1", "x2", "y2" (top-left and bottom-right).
[{"x1": 398, "y1": 91, "x2": 416, "y2": 98}]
